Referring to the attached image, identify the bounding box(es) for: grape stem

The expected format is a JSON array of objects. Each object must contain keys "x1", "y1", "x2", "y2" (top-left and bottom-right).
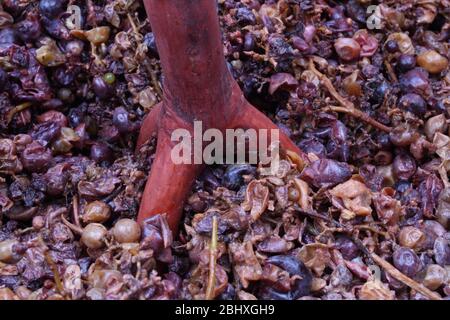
[
  {"x1": 309, "y1": 59, "x2": 392, "y2": 133},
  {"x1": 72, "y1": 195, "x2": 80, "y2": 227},
  {"x1": 205, "y1": 216, "x2": 218, "y2": 300},
  {"x1": 371, "y1": 253, "x2": 442, "y2": 300}
]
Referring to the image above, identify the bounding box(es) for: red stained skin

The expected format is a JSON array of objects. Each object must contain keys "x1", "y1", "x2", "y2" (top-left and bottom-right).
[{"x1": 137, "y1": 0, "x2": 305, "y2": 232}]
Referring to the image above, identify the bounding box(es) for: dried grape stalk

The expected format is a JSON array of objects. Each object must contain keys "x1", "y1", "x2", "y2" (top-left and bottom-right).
[
  {"x1": 309, "y1": 59, "x2": 392, "y2": 133},
  {"x1": 205, "y1": 216, "x2": 218, "y2": 300},
  {"x1": 371, "y1": 253, "x2": 442, "y2": 300}
]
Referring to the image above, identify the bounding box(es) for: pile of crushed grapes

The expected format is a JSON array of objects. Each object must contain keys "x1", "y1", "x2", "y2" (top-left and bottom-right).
[{"x1": 0, "y1": 0, "x2": 449, "y2": 300}]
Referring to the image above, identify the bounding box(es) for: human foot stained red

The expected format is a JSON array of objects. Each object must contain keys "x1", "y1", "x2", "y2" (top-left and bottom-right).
[
  {"x1": 0, "y1": 0, "x2": 449, "y2": 300},
  {"x1": 137, "y1": 0, "x2": 305, "y2": 232}
]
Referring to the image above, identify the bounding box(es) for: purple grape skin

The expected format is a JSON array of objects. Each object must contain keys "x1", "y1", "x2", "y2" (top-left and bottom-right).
[
  {"x1": 393, "y1": 153, "x2": 416, "y2": 180},
  {"x1": 90, "y1": 143, "x2": 113, "y2": 164},
  {"x1": 112, "y1": 107, "x2": 131, "y2": 134},
  {"x1": 258, "y1": 255, "x2": 312, "y2": 300},
  {"x1": 21, "y1": 141, "x2": 53, "y2": 173},
  {"x1": 434, "y1": 236, "x2": 450, "y2": 266},
  {"x1": 399, "y1": 93, "x2": 427, "y2": 116},
  {"x1": 397, "y1": 54, "x2": 416, "y2": 73},
  {"x1": 393, "y1": 247, "x2": 423, "y2": 277},
  {"x1": 335, "y1": 236, "x2": 360, "y2": 260},
  {"x1": 39, "y1": 0, "x2": 67, "y2": 18},
  {"x1": 92, "y1": 76, "x2": 114, "y2": 99}
]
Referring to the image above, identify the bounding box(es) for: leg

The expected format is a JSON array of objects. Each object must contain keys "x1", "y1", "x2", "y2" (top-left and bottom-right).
[
  {"x1": 136, "y1": 102, "x2": 162, "y2": 151},
  {"x1": 137, "y1": 129, "x2": 203, "y2": 232},
  {"x1": 233, "y1": 103, "x2": 304, "y2": 156}
]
